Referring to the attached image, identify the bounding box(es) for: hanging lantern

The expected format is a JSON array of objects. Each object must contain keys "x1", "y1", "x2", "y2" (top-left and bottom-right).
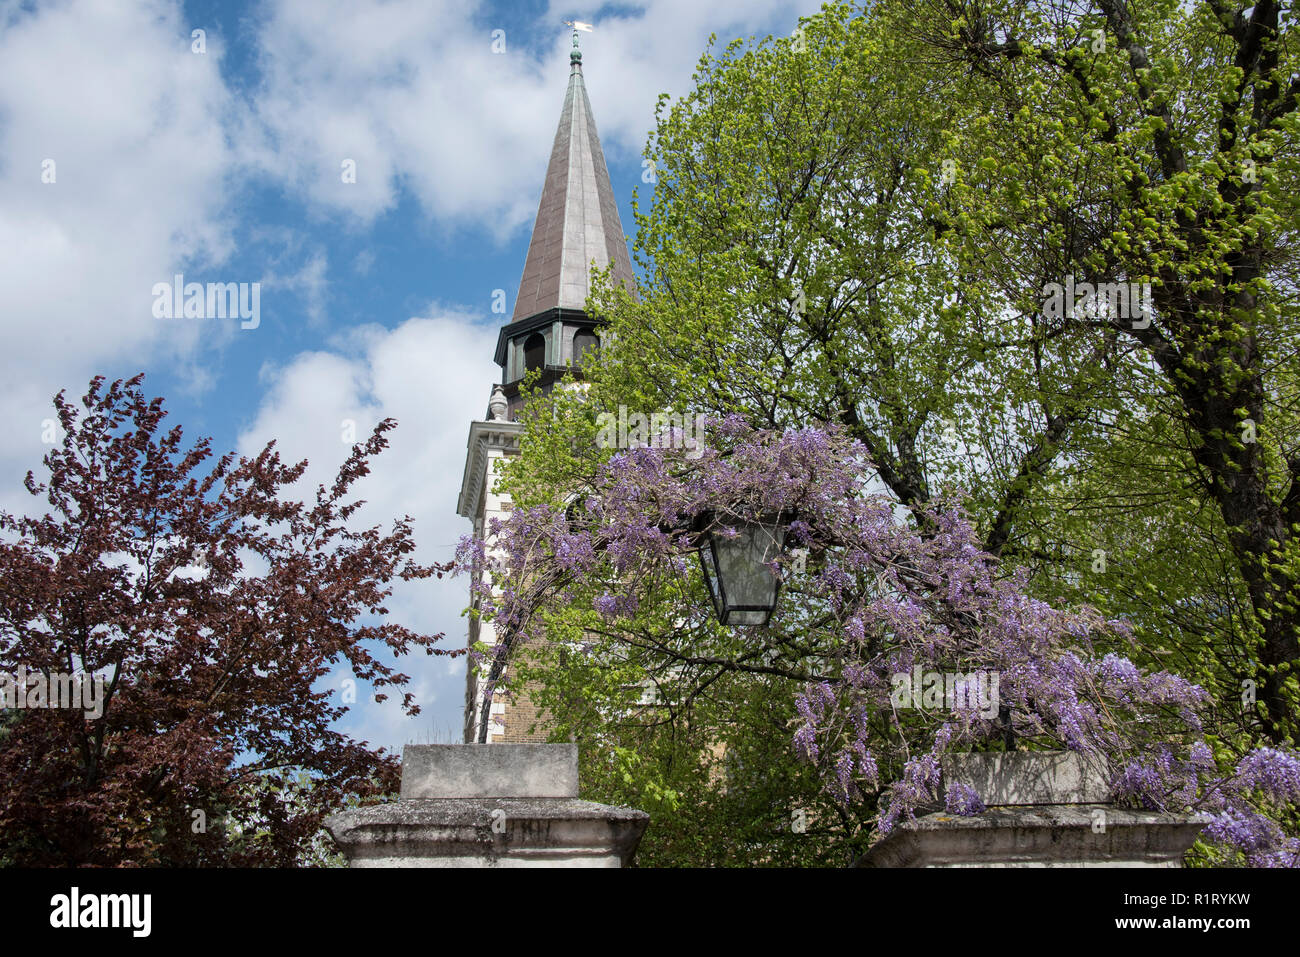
[{"x1": 695, "y1": 511, "x2": 793, "y2": 626}]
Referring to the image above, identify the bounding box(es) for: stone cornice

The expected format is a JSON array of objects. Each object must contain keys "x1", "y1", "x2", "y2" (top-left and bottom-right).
[{"x1": 457, "y1": 418, "x2": 524, "y2": 520}]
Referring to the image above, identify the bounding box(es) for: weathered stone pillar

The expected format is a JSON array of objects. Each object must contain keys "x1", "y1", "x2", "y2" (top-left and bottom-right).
[
  {"x1": 861, "y1": 751, "x2": 1210, "y2": 868},
  {"x1": 325, "y1": 744, "x2": 649, "y2": 867}
]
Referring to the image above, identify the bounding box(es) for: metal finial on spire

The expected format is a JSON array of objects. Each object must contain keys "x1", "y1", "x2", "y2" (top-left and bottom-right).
[{"x1": 563, "y1": 20, "x2": 593, "y2": 64}]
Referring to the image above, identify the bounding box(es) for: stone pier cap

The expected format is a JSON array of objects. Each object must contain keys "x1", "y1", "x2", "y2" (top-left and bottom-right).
[
  {"x1": 861, "y1": 750, "x2": 1211, "y2": 868},
  {"x1": 400, "y1": 743, "x2": 580, "y2": 799},
  {"x1": 326, "y1": 743, "x2": 649, "y2": 867}
]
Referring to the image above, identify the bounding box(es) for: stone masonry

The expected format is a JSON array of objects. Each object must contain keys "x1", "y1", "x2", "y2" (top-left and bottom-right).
[{"x1": 326, "y1": 744, "x2": 649, "y2": 867}]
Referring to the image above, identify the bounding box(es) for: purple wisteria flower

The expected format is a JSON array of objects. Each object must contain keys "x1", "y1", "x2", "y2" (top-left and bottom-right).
[
  {"x1": 452, "y1": 417, "x2": 1300, "y2": 866},
  {"x1": 945, "y1": 783, "x2": 986, "y2": 816}
]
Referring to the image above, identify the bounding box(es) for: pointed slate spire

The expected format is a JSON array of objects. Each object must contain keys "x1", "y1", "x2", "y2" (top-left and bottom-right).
[{"x1": 511, "y1": 43, "x2": 636, "y2": 322}]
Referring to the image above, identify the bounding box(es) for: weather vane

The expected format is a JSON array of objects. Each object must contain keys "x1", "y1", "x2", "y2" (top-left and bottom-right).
[{"x1": 563, "y1": 19, "x2": 594, "y2": 50}]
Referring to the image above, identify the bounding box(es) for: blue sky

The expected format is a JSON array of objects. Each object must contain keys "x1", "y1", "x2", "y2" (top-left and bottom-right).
[{"x1": 0, "y1": 0, "x2": 823, "y2": 751}]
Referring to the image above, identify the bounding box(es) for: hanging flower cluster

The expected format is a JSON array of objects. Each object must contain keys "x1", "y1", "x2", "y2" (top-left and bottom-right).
[{"x1": 454, "y1": 418, "x2": 1298, "y2": 866}]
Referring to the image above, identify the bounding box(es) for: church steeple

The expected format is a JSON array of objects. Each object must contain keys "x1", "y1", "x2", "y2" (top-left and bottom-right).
[
  {"x1": 459, "y1": 35, "x2": 635, "y2": 742},
  {"x1": 492, "y1": 36, "x2": 636, "y2": 412},
  {"x1": 511, "y1": 38, "x2": 636, "y2": 321}
]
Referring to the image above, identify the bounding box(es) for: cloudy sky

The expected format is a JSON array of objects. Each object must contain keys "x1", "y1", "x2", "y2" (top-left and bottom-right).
[{"x1": 0, "y1": 0, "x2": 823, "y2": 751}]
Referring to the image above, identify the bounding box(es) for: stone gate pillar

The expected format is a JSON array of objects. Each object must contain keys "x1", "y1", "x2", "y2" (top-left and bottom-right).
[
  {"x1": 326, "y1": 744, "x2": 649, "y2": 867},
  {"x1": 860, "y1": 751, "x2": 1210, "y2": 868}
]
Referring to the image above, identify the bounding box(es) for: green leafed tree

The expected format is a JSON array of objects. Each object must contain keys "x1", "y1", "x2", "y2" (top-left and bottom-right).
[
  {"x1": 886, "y1": 0, "x2": 1300, "y2": 744},
  {"x1": 493, "y1": 0, "x2": 1298, "y2": 864}
]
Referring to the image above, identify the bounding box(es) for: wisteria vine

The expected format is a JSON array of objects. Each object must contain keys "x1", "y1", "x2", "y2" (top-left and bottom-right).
[{"x1": 455, "y1": 417, "x2": 1300, "y2": 866}]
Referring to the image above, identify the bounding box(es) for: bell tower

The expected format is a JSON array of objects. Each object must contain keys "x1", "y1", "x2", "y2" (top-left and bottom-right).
[{"x1": 458, "y1": 30, "x2": 636, "y2": 742}]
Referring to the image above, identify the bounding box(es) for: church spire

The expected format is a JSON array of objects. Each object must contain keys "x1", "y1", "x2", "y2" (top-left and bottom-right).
[
  {"x1": 460, "y1": 31, "x2": 634, "y2": 744},
  {"x1": 509, "y1": 29, "x2": 636, "y2": 322}
]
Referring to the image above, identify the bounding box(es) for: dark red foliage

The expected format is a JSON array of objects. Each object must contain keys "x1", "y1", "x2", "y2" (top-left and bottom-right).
[{"x1": 0, "y1": 375, "x2": 455, "y2": 866}]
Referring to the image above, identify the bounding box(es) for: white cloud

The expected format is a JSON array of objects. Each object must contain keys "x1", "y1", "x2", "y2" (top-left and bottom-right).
[
  {"x1": 238, "y1": 307, "x2": 499, "y2": 748},
  {"x1": 0, "y1": 0, "x2": 824, "y2": 520},
  {"x1": 260, "y1": 249, "x2": 330, "y2": 325},
  {"x1": 246, "y1": 0, "x2": 820, "y2": 232},
  {"x1": 0, "y1": 0, "x2": 242, "y2": 511}
]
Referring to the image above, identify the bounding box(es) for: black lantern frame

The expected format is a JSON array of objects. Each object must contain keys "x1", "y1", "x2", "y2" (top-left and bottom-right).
[{"x1": 693, "y1": 510, "x2": 796, "y2": 626}]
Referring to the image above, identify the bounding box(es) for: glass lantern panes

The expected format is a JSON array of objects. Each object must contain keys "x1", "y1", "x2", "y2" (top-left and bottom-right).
[{"x1": 698, "y1": 516, "x2": 789, "y2": 626}]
